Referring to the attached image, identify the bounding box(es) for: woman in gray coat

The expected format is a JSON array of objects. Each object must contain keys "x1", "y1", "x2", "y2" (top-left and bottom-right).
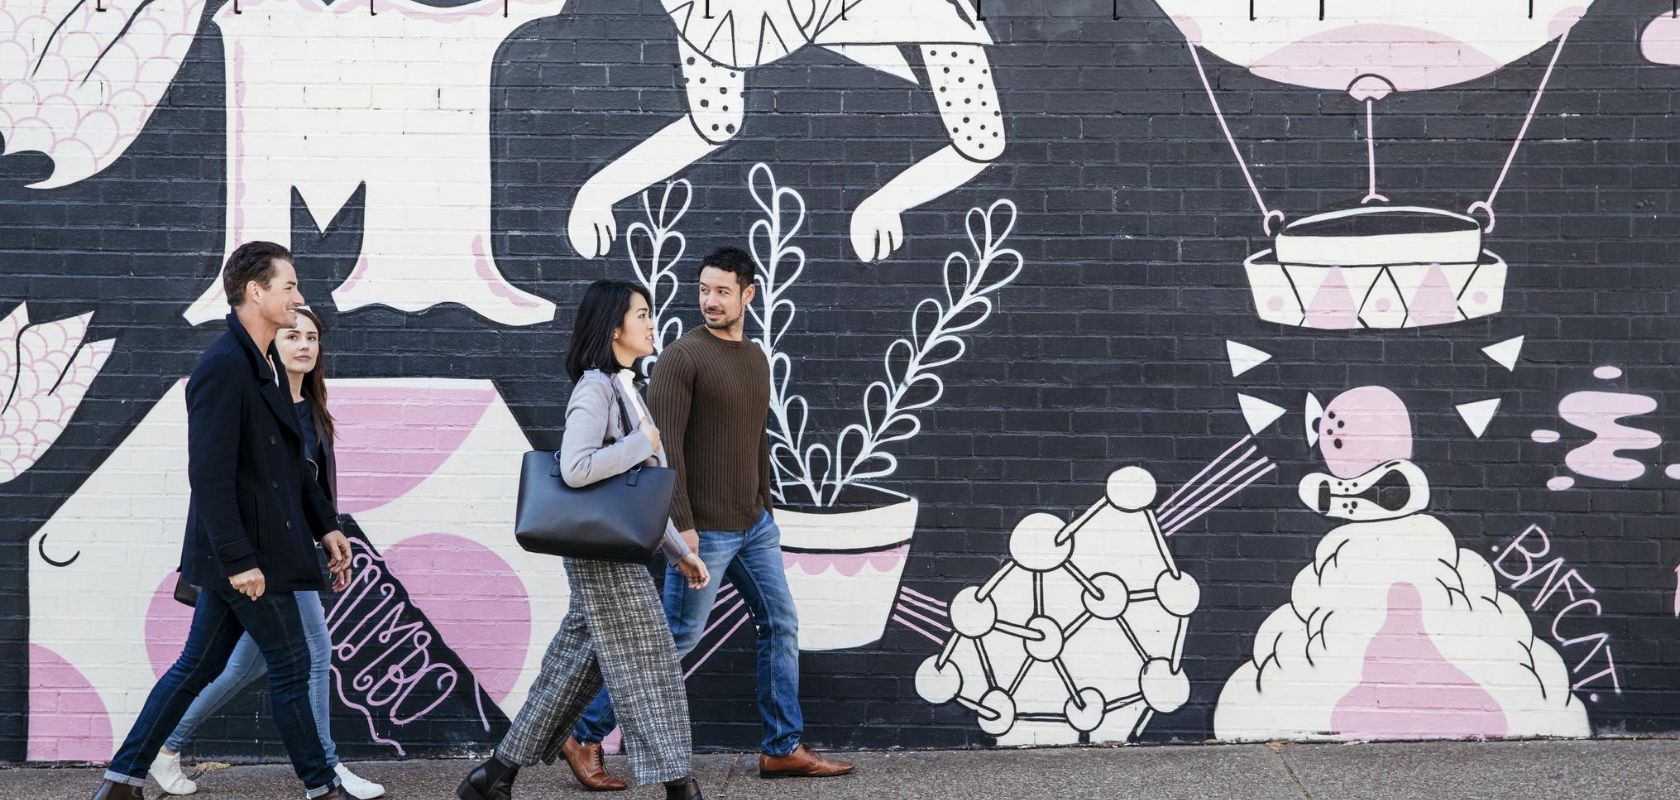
[{"x1": 457, "y1": 280, "x2": 710, "y2": 800}]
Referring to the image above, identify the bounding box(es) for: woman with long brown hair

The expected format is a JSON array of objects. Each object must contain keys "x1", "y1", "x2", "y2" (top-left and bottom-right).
[{"x1": 148, "y1": 308, "x2": 385, "y2": 800}]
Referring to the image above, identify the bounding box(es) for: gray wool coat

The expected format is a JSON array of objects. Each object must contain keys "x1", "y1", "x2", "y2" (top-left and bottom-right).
[{"x1": 556, "y1": 369, "x2": 691, "y2": 562}]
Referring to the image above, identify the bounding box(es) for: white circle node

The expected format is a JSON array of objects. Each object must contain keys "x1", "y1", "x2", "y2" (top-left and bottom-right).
[
  {"x1": 1106, "y1": 466, "x2": 1158, "y2": 511},
  {"x1": 977, "y1": 689, "x2": 1016, "y2": 736},
  {"x1": 1009, "y1": 512, "x2": 1073, "y2": 572},
  {"x1": 1139, "y1": 658, "x2": 1190, "y2": 713},
  {"x1": 949, "y1": 586, "x2": 999, "y2": 638},
  {"x1": 1023, "y1": 615, "x2": 1066, "y2": 662},
  {"x1": 1155, "y1": 570, "x2": 1201, "y2": 617},
  {"x1": 1083, "y1": 573, "x2": 1130, "y2": 620},
  {"x1": 915, "y1": 655, "x2": 962, "y2": 704},
  {"x1": 1065, "y1": 687, "x2": 1106, "y2": 732}
]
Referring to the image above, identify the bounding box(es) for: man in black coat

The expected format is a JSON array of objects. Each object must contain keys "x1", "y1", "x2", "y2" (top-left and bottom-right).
[{"x1": 93, "y1": 242, "x2": 354, "y2": 800}]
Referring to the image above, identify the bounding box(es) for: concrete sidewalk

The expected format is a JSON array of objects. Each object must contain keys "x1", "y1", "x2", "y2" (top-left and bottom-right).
[{"x1": 6, "y1": 738, "x2": 1677, "y2": 799}]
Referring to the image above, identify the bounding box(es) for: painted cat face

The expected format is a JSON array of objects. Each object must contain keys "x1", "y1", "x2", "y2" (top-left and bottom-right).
[{"x1": 1298, "y1": 458, "x2": 1429, "y2": 521}]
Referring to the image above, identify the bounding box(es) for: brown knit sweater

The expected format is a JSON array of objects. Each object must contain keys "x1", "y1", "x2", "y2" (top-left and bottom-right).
[{"x1": 647, "y1": 326, "x2": 772, "y2": 532}]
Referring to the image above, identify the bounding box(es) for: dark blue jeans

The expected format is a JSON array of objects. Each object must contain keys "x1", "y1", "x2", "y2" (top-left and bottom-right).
[
  {"x1": 104, "y1": 581, "x2": 338, "y2": 798},
  {"x1": 575, "y1": 509, "x2": 803, "y2": 756}
]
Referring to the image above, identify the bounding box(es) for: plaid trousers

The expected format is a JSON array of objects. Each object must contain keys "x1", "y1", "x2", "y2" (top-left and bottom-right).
[{"x1": 495, "y1": 557, "x2": 692, "y2": 785}]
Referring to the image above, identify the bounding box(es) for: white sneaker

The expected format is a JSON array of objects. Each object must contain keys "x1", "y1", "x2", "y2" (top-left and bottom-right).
[
  {"x1": 148, "y1": 750, "x2": 198, "y2": 796},
  {"x1": 334, "y1": 763, "x2": 386, "y2": 799}
]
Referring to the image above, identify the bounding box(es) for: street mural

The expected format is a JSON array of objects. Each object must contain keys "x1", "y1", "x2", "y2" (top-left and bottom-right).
[{"x1": 3, "y1": 0, "x2": 1678, "y2": 762}]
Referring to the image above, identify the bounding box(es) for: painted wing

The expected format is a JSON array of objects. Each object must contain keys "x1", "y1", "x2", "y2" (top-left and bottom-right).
[{"x1": 0, "y1": 0, "x2": 207, "y2": 189}]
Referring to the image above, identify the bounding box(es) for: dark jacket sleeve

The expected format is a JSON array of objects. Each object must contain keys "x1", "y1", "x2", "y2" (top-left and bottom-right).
[
  {"x1": 302, "y1": 464, "x2": 339, "y2": 538},
  {"x1": 186, "y1": 353, "x2": 259, "y2": 578}
]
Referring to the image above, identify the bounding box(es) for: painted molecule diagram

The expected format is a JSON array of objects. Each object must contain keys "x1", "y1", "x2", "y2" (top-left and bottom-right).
[{"x1": 917, "y1": 467, "x2": 1200, "y2": 744}]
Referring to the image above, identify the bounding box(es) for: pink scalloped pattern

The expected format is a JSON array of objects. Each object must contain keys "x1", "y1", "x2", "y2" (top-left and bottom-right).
[
  {"x1": 0, "y1": 0, "x2": 208, "y2": 188},
  {"x1": 0, "y1": 304, "x2": 115, "y2": 483}
]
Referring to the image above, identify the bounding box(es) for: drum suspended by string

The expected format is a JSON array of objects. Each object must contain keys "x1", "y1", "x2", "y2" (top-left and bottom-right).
[{"x1": 1153, "y1": 1, "x2": 1596, "y2": 329}]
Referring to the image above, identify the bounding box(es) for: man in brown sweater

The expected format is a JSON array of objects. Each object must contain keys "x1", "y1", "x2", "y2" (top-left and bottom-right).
[{"x1": 563, "y1": 247, "x2": 854, "y2": 788}]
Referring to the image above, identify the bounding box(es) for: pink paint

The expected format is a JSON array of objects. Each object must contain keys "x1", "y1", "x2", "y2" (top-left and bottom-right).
[
  {"x1": 1169, "y1": 14, "x2": 1201, "y2": 46},
  {"x1": 1546, "y1": 476, "x2": 1575, "y2": 491},
  {"x1": 1407, "y1": 264, "x2": 1460, "y2": 327},
  {"x1": 144, "y1": 572, "x2": 196, "y2": 679},
  {"x1": 331, "y1": 383, "x2": 496, "y2": 513},
  {"x1": 1331, "y1": 583, "x2": 1508, "y2": 740},
  {"x1": 1643, "y1": 13, "x2": 1680, "y2": 66},
  {"x1": 1592, "y1": 365, "x2": 1622, "y2": 380},
  {"x1": 1550, "y1": 7, "x2": 1589, "y2": 39},
  {"x1": 1249, "y1": 25, "x2": 1503, "y2": 94},
  {"x1": 1, "y1": 1, "x2": 205, "y2": 188},
  {"x1": 1318, "y1": 386, "x2": 1412, "y2": 480},
  {"x1": 782, "y1": 545, "x2": 909, "y2": 577},
  {"x1": 1666, "y1": 465, "x2": 1680, "y2": 481},
  {"x1": 1, "y1": 306, "x2": 115, "y2": 483},
  {"x1": 1303, "y1": 267, "x2": 1359, "y2": 329},
  {"x1": 472, "y1": 235, "x2": 545, "y2": 309},
  {"x1": 1531, "y1": 429, "x2": 1560, "y2": 444},
  {"x1": 27, "y1": 644, "x2": 113, "y2": 762},
  {"x1": 379, "y1": 533, "x2": 530, "y2": 703},
  {"x1": 334, "y1": 256, "x2": 372, "y2": 297},
  {"x1": 1556, "y1": 390, "x2": 1660, "y2": 482}
]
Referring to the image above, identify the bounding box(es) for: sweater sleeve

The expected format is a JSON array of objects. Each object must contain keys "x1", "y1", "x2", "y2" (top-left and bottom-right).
[
  {"x1": 558, "y1": 376, "x2": 656, "y2": 489},
  {"x1": 648, "y1": 348, "x2": 698, "y2": 531}
]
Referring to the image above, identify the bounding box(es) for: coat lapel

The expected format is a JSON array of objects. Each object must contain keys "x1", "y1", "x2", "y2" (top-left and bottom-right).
[{"x1": 227, "y1": 314, "x2": 301, "y2": 439}]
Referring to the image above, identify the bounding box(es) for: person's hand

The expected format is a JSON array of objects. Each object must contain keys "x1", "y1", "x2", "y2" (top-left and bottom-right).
[
  {"x1": 680, "y1": 528, "x2": 698, "y2": 555},
  {"x1": 321, "y1": 531, "x2": 353, "y2": 588},
  {"x1": 229, "y1": 568, "x2": 266, "y2": 601},
  {"x1": 642, "y1": 421, "x2": 661, "y2": 451},
  {"x1": 676, "y1": 553, "x2": 710, "y2": 590}
]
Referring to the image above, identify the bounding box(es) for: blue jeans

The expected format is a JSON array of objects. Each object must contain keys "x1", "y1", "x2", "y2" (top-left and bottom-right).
[
  {"x1": 575, "y1": 509, "x2": 803, "y2": 756},
  {"x1": 104, "y1": 582, "x2": 338, "y2": 798},
  {"x1": 162, "y1": 591, "x2": 336, "y2": 766}
]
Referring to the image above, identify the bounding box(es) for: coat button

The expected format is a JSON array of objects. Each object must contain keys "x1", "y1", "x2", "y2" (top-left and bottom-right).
[
  {"x1": 286, "y1": 521, "x2": 293, "y2": 530},
  {"x1": 269, "y1": 435, "x2": 277, "y2": 445},
  {"x1": 271, "y1": 481, "x2": 279, "y2": 490}
]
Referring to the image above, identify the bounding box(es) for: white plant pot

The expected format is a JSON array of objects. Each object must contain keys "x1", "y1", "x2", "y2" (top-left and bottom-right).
[{"x1": 777, "y1": 497, "x2": 919, "y2": 651}]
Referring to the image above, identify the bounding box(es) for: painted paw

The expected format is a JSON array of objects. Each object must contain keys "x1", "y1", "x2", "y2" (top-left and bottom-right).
[
  {"x1": 850, "y1": 202, "x2": 905, "y2": 262},
  {"x1": 567, "y1": 199, "x2": 619, "y2": 259}
]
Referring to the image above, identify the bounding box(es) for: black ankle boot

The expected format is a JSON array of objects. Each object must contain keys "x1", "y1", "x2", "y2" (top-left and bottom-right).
[
  {"x1": 457, "y1": 755, "x2": 519, "y2": 800},
  {"x1": 665, "y1": 777, "x2": 702, "y2": 800}
]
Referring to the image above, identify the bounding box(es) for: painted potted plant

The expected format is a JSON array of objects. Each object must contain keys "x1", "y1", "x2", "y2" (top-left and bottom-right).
[{"x1": 625, "y1": 163, "x2": 1023, "y2": 650}]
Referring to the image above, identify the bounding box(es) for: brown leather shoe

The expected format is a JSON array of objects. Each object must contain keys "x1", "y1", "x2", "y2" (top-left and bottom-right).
[
  {"x1": 758, "y1": 744, "x2": 855, "y2": 779},
  {"x1": 90, "y1": 780, "x2": 144, "y2": 800},
  {"x1": 562, "y1": 736, "x2": 629, "y2": 791}
]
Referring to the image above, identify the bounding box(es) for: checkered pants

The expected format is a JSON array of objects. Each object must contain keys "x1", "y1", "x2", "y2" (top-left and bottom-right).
[{"x1": 495, "y1": 558, "x2": 692, "y2": 785}]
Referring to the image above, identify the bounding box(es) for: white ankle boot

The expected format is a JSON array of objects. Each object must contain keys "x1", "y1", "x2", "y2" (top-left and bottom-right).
[
  {"x1": 334, "y1": 763, "x2": 386, "y2": 799},
  {"x1": 148, "y1": 750, "x2": 198, "y2": 796}
]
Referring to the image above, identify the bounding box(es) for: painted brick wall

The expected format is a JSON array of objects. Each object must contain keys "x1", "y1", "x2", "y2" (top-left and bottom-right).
[{"x1": 3, "y1": 0, "x2": 1680, "y2": 763}]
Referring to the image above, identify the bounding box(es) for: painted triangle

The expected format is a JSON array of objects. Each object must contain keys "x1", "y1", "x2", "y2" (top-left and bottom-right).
[
  {"x1": 1482, "y1": 336, "x2": 1524, "y2": 372},
  {"x1": 1238, "y1": 393, "x2": 1287, "y2": 435},
  {"x1": 1456, "y1": 398, "x2": 1502, "y2": 439},
  {"x1": 1226, "y1": 341, "x2": 1273, "y2": 377}
]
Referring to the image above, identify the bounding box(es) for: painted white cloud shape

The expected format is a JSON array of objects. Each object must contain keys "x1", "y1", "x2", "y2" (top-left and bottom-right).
[{"x1": 1215, "y1": 513, "x2": 1588, "y2": 741}]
